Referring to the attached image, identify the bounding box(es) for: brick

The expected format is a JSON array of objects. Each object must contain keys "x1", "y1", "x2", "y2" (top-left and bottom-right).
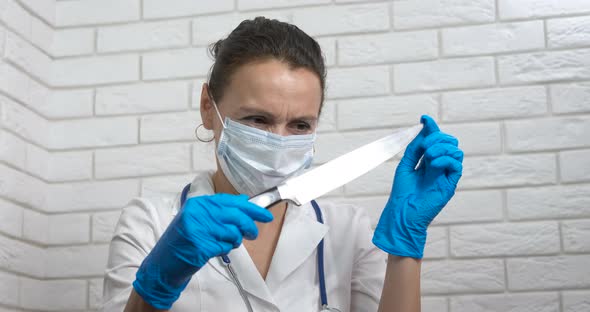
[
  {"x1": 0, "y1": 271, "x2": 18, "y2": 306},
  {"x1": 338, "y1": 95, "x2": 438, "y2": 130},
  {"x1": 316, "y1": 100, "x2": 336, "y2": 133},
  {"x1": 141, "y1": 174, "x2": 195, "y2": 197},
  {"x1": 48, "y1": 117, "x2": 137, "y2": 149},
  {"x1": 48, "y1": 214, "x2": 90, "y2": 245},
  {"x1": 508, "y1": 184, "x2": 590, "y2": 220},
  {"x1": 450, "y1": 222, "x2": 560, "y2": 257},
  {"x1": 0, "y1": 0, "x2": 32, "y2": 40},
  {"x1": 505, "y1": 117, "x2": 590, "y2": 152},
  {"x1": 560, "y1": 149, "x2": 590, "y2": 183},
  {"x1": 434, "y1": 190, "x2": 503, "y2": 225},
  {"x1": 98, "y1": 20, "x2": 190, "y2": 53},
  {"x1": 19, "y1": 277, "x2": 87, "y2": 311},
  {"x1": 141, "y1": 111, "x2": 200, "y2": 142},
  {"x1": 95, "y1": 143, "x2": 191, "y2": 179},
  {"x1": 422, "y1": 259, "x2": 505, "y2": 294},
  {"x1": 22, "y1": 209, "x2": 47, "y2": 244},
  {"x1": 498, "y1": 49, "x2": 590, "y2": 84},
  {"x1": 394, "y1": 57, "x2": 495, "y2": 93},
  {"x1": 394, "y1": 0, "x2": 495, "y2": 30},
  {"x1": 89, "y1": 278, "x2": 103, "y2": 309},
  {"x1": 507, "y1": 255, "x2": 590, "y2": 290},
  {"x1": 424, "y1": 226, "x2": 448, "y2": 259},
  {"x1": 563, "y1": 290, "x2": 590, "y2": 312},
  {"x1": 45, "y1": 244, "x2": 110, "y2": 278},
  {"x1": 562, "y1": 220, "x2": 590, "y2": 253},
  {"x1": 317, "y1": 38, "x2": 336, "y2": 67},
  {"x1": 192, "y1": 12, "x2": 291, "y2": 46},
  {"x1": 0, "y1": 63, "x2": 35, "y2": 107},
  {"x1": 339, "y1": 30, "x2": 438, "y2": 65},
  {"x1": 92, "y1": 211, "x2": 121, "y2": 243},
  {"x1": 143, "y1": 0, "x2": 233, "y2": 19},
  {"x1": 56, "y1": 0, "x2": 140, "y2": 27},
  {"x1": 192, "y1": 143, "x2": 218, "y2": 172},
  {"x1": 51, "y1": 28, "x2": 94, "y2": 57},
  {"x1": 18, "y1": 0, "x2": 54, "y2": 25},
  {"x1": 0, "y1": 164, "x2": 46, "y2": 211},
  {"x1": 314, "y1": 129, "x2": 390, "y2": 164},
  {"x1": 0, "y1": 129, "x2": 26, "y2": 169},
  {"x1": 52, "y1": 54, "x2": 139, "y2": 87},
  {"x1": 442, "y1": 86, "x2": 547, "y2": 122},
  {"x1": 0, "y1": 234, "x2": 44, "y2": 277},
  {"x1": 26, "y1": 146, "x2": 93, "y2": 182},
  {"x1": 142, "y1": 47, "x2": 211, "y2": 80},
  {"x1": 499, "y1": 0, "x2": 590, "y2": 20},
  {"x1": 0, "y1": 198, "x2": 23, "y2": 238},
  {"x1": 443, "y1": 122, "x2": 501, "y2": 156},
  {"x1": 422, "y1": 297, "x2": 448, "y2": 312},
  {"x1": 450, "y1": 292, "x2": 559, "y2": 312},
  {"x1": 292, "y1": 3, "x2": 389, "y2": 36},
  {"x1": 326, "y1": 66, "x2": 390, "y2": 99},
  {"x1": 24, "y1": 210, "x2": 90, "y2": 245},
  {"x1": 45, "y1": 179, "x2": 139, "y2": 212},
  {"x1": 461, "y1": 154, "x2": 556, "y2": 189},
  {"x1": 238, "y1": 0, "x2": 329, "y2": 10},
  {"x1": 96, "y1": 81, "x2": 188, "y2": 115},
  {"x1": 31, "y1": 18, "x2": 53, "y2": 54},
  {"x1": 551, "y1": 82, "x2": 590, "y2": 114},
  {"x1": 443, "y1": 21, "x2": 544, "y2": 56},
  {"x1": 40, "y1": 89, "x2": 94, "y2": 119},
  {"x1": 548, "y1": 16, "x2": 590, "y2": 48}
]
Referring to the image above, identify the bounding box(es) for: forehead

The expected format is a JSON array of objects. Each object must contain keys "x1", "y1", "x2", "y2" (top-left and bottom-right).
[{"x1": 220, "y1": 59, "x2": 322, "y2": 118}]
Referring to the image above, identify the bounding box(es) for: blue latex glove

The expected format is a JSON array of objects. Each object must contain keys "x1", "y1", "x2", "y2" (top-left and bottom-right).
[
  {"x1": 373, "y1": 115, "x2": 463, "y2": 259},
  {"x1": 133, "y1": 193, "x2": 273, "y2": 309}
]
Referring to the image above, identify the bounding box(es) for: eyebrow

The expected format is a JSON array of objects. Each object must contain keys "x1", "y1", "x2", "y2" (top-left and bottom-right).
[{"x1": 238, "y1": 106, "x2": 318, "y2": 122}]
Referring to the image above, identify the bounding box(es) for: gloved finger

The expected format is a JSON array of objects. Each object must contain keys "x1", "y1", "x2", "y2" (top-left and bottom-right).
[
  {"x1": 215, "y1": 224, "x2": 243, "y2": 248},
  {"x1": 421, "y1": 115, "x2": 440, "y2": 135},
  {"x1": 422, "y1": 132, "x2": 459, "y2": 150},
  {"x1": 214, "y1": 241, "x2": 236, "y2": 256},
  {"x1": 234, "y1": 194, "x2": 274, "y2": 223},
  {"x1": 399, "y1": 115, "x2": 441, "y2": 171},
  {"x1": 218, "y1": 208, "x2": 260, "y2": 240},
  {"x1": 429, "y1": 156, "x2": 463, "y2": 185},
  {"x1": 424, "y1": 143, "x2": 464, "y2": 163},
  {"x1": 214, "y1": 193, "x2": 274, "y2": 223}
]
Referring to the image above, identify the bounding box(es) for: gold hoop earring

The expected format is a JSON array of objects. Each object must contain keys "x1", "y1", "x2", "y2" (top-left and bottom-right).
[{"x1": 195, "y1": 124, "x2": 215, "y2": 142}]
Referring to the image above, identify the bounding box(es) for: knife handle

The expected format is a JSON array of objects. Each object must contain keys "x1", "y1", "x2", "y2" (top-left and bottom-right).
[{"x1": 248, "y1": 187, "x2": 282, "y2": 209}]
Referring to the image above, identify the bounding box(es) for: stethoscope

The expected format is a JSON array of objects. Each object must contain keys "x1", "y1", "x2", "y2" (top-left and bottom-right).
[{"x1": 180, "y1": 184, "x2": 341, "y2": 312}]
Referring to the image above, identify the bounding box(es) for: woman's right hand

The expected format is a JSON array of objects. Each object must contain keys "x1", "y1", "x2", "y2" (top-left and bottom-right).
[{"x1": 132, "y1": 193, "x2": 273, "y2": 310}]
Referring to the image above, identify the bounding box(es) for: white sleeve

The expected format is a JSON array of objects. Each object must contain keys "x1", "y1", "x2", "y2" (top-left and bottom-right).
[
  {"x1": 101, "y1": 198, "x2": 163, "y2": 312},
  {"x1": 350, "y1": 209, "x2": 387, "y2": 312}
]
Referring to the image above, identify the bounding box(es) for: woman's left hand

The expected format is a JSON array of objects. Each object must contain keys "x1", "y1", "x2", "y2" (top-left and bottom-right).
[{"x1": 372, "y1": 115, "x2": 463, "y2": 259}]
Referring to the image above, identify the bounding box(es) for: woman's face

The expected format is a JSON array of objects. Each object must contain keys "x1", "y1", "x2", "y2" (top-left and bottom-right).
[{"x1": 200, "y1": 59, "x2": 323, "y2": 141}]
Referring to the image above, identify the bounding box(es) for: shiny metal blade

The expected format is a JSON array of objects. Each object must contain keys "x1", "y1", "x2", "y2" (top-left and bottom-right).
[{"x1": 277, "y1": 125, "x2": 422, "y2": 206}]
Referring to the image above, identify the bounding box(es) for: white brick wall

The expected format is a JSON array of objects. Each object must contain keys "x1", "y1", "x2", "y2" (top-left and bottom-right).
[{"x1": 1, "y1": 0, "x2": 589, "y2": 311}]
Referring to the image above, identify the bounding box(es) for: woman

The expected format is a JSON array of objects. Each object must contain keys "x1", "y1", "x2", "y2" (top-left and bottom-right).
[{"x1": 102, "y1": 17, "x2": 463, "y2": 312}]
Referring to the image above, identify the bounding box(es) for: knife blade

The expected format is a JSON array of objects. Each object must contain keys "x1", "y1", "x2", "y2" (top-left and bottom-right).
[{"x1": 248, "y1": 124, "x2": 422, "y2": 208}]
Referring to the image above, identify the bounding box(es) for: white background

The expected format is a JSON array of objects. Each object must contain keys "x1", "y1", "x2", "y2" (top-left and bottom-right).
[{"x1": 1, "y1": 0, "x2": 590, "y2": 311}]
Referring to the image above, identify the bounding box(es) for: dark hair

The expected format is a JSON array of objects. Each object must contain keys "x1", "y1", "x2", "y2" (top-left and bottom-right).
[{"x1": 208, "y1": 17, "x2": 326, "y2": 112}]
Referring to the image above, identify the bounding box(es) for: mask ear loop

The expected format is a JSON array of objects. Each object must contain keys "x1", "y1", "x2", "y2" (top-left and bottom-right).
[{"x1": 207, "y1": 86, "x2": 226, "y2": 129}]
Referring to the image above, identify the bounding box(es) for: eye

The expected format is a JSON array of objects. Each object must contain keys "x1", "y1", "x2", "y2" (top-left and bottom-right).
[
  {"x1": 243, "y1": 116, "x2": 267, "y2": 124},
  {"x1": 290, "y1": 121, "x2": 312, "y2": 133}
]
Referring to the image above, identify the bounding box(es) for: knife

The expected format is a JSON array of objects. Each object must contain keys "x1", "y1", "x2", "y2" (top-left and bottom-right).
[{"x1": 248, "y1": 124, "x2": 422, "y2": 208}]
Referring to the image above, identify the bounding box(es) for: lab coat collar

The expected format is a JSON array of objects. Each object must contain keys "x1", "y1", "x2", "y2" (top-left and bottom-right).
[{"x1": 185, "y1": 171, "x2": 329, "y2": 306}]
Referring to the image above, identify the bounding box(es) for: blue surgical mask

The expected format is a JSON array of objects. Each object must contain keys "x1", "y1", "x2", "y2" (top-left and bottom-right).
[{"x1": 212, "y1": 103, "x2": 316, "y2": 196}]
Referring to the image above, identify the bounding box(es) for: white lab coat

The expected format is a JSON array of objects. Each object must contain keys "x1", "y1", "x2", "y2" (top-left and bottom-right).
[{"x1": 102, "y1": 171, "x2": 387, "y2": 312}]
